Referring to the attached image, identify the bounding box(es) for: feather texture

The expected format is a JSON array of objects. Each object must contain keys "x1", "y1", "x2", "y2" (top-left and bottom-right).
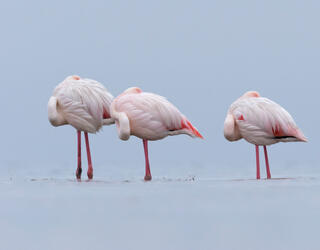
[
  {"x1": 48, "y1": 76, "x2": 114, "y2": 133},
  {"x1": 111, "y1": 88, "x2": 203, "y2": 140},
  {"x1": 225, "y1": 92, "x2": 307, "y2": 145}
]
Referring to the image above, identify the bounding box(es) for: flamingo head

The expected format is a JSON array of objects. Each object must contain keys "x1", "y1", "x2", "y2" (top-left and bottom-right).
[
  {"x1": 124, "y1": 87, "x2": 142, "y2": 94},
  {"x1": 65, "y1": 75, "x2": 81, "y2": 81},
  {"x1": 123, "y1": 87, "x2": 143, "y2": 94},
  {"x1": 242, "y1": 91, "x2": 260, "y2": 98}
]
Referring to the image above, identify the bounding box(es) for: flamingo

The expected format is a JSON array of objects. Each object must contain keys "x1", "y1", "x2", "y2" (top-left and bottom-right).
[
  {"x1": 48, "y1": 75, "x2": 114, "y2": 180},
  {"x1": 110, "y1": 87, "x2": 203, "y2": 181},
  {"x1": 224, "y1": 91, "x2": 307, "y2": 179}
]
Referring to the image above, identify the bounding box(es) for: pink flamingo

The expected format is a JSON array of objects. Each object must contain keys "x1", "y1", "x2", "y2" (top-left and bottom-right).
[
  {"x1": 110, "y1": 87, "x2": 203, "y2": 181},
  {"x1": 224, "y1": 91, "x2": 307, "y2": 179},
  {"x1": 48, "y1": 75, "x2": 114, "y2": 180}
]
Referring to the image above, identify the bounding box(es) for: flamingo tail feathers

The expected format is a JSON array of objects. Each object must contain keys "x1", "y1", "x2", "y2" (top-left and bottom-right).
[{"x1": 181, "y1": 120, "x2": 204, "y2": 139}]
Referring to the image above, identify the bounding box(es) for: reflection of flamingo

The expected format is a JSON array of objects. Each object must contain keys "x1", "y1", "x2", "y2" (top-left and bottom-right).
[
  {"x1": 224, "y1": 91, "x2": 307, "y2": 179},
  {"x1": 110, "y1": 87, "x2": 203, "y2": 181},
  {"x1": 48, "y1": 75, "x2": 114, "y2": 180}
]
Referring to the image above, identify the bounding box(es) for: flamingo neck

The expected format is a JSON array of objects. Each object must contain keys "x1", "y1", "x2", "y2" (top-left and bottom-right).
[{"x1": 48, "y1": 96, "x2": 67, "y2": 127}]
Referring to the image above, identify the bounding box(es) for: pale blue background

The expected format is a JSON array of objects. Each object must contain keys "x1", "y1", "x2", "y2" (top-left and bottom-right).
[
  {"x1": 0, "y1": 0, "x2": 318, "y2": 174},
  {"x1": 1, "y1": 0, "x2": 318, "y2": 176},
  {"x1": 0, "y1": 1, "x2": 319, "y2": 249}
]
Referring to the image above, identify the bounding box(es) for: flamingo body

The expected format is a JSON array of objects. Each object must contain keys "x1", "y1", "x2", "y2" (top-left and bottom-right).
[
  {"x1": 224, "y1": 91, "x2": 307, "y2": 179},
  {"x1": 48, "y1": 75, "x2": 114, "y2": 133},
  {"x1": 111, "y1": 87, "x2": 203, "y2": 180},
  {"x1": 48, "y1": 75, "x2": 114, "y2": 180},
  {"x1": 225, "y1": 95, "x2": 307, "y2": 146},
  {"x1": 111, "y1": 87, "x2": 203, "y2": 141}
]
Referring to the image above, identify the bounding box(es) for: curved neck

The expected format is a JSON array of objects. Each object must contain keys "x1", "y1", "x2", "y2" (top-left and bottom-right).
[
  {"x1": 115, "y1": 112, "x2": 130, "y2": 140},
  {"x1": 110, "y1": 101, "x2": 131, "y2": 140},
  {"x1": 224, "y1": 113, "x2": 241, "y2": 141},
  {"x1": 48, "y1": 96, "x2": 67, "y2": 126}
]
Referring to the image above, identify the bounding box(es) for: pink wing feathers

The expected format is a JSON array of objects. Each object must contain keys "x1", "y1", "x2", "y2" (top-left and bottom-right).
[
  {"x1": 111, "y1": 89, "x2": 203, "y2": 141},
  {"x1": 228, "y1": 97, "x2": 307, "y2": 145}
]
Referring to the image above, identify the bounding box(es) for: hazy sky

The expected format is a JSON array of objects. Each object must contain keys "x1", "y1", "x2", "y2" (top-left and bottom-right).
[{"x1": 1, "y1": 0, "x2": 319, "y2": 176}]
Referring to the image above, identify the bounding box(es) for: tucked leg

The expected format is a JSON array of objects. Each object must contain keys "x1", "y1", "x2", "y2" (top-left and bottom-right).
[
  {"x1": 143, "y1": 139, "x2": 152, "y2": 181},
  {"x1": 84, "y1": 132, "x2": 93, "y2": 180},
  {"x1": 263, "y1": 146, "x2": 271, "y2": 179},
  {"x1": 76, "y1": 130, "x2": 82, "y2": 179},
  {"x1": 255, "y1": 145, "x2": 260, "y2": 180}
]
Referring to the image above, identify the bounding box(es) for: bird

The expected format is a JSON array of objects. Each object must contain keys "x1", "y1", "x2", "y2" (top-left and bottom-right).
[
  {"x1": 110, "y1": 87, "x2": 203, "y2": 181},
  {"x1": 224, "y1": 91, "x2": 307, "y2": 179},
  {"x1": 48, "y1": 75, "x2": 114, "y2": 180}
]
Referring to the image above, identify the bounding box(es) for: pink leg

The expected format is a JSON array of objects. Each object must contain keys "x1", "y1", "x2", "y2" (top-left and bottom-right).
[
  {"x1": 84, "y1": 132, "x2": 93, "y2": 180},
  {"x1": 76, "y1": 130, "x2": 82, "y2": 179},
  {"x1": 255, "y1": 145, "x2": 260, "y2": 180},
  {"x1": 263, "y1": 146, "x2": 271, "y2": 179},
  {"x1": 143, "y1": 139, "x2": 152, "y2": 181}
]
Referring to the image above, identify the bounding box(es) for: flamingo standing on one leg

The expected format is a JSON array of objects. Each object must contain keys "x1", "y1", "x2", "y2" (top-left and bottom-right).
[
  {"x1": 48, "y1": 75, "x2": 114, "y2": 180},
  {"x1": 110, "y1": 87, "x2": 203, "y2": 181},
  {"x1": 224, "y1": 91, "x2": 307, "y2": 179}
]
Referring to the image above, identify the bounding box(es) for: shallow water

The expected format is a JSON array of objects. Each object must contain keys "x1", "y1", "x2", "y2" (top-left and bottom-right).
[{"x1": 1, "y1": 166, "x2": 320, "y2": 250}]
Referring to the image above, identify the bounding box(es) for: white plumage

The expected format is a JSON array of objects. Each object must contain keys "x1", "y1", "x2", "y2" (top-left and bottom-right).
[
  {"x1": 48, "y1": 75, "x2": 114, "y2": 180},
  {"x1": 224, "y1": 91, "x2": 307, "y2": 145},
  {"x1": 48, "y1": 75, "x2": 114, "y2": 133},
  {"x1": 111, "y1": 87, "x2": 202, "y2": 141},
  {"x1": 110, "y1": 87, "x2": 203, "y2": 181},
  {"x1": 224, "y1": 91, "x2": 307, "y2": 180}
]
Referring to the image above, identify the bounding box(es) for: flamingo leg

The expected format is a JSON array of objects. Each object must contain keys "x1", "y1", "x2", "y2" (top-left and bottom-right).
[
  {"x1": 143, "y1": 139, "x2": 152, "y2": 181},
  {"x1": 255, "y1": 145, "x2": 260, "y2": 180},
  {"x1": 263, "y1": 146, "x2": 272, "y2": 179},
  {"x1": 84, "y1": 132, "x2": 93, "y2": 180},
  {"x1": 76, "y1": 130, "x2": 82, "y2": 180}
]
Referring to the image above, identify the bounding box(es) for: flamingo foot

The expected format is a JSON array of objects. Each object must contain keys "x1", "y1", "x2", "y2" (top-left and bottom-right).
[
  {"x1": 76, "y1": 130, "x2": 82, "y2": 180},
  {"x1": 87, "y1": 170, "x2": 93, "y2": 180},
  {"x1": 142, "y1": 139, "x2": 152, "y2": 181},
  {"x1": 76, "y1": 168, "x2": 82, "y2": 180},
  {"x1": 144, "y1": 175, "x2": 152, "y2": 181},
  {"x1": 84, "y1": 132, "x2": 93, "y2": 180}
]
